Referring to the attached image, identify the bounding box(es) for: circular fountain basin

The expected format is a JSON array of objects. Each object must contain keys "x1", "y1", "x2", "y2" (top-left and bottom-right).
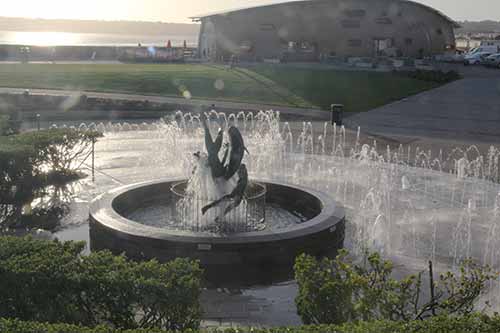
[{"x1": 89, "y1": 178, "x2": 345, "y2": 284}]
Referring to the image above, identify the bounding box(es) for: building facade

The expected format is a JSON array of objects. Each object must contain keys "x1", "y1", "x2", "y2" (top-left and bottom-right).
[{"x1": 193, "y1": 0, "x2": 459, "y2": 61}]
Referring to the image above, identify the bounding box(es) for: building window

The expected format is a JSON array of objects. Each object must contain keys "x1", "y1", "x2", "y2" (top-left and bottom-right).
[
  {"x1": 343, "y1": 9, "x2": 366, "y2": 17},
  {"x1": 341, "y1": 20, "x2": 361, "y2": 28},
  {"x1": 347, "y1": 39, "x2": 362, "y2": 47},
  {"x1": 260, "y1": 24, "x2": 276, "y2": 31},
  {"x1": 405, "y1": 38, "x2": 413, "y2": 45},
  {"x1": 376, "y1": 17, "x2": 392, "y2": 24}
]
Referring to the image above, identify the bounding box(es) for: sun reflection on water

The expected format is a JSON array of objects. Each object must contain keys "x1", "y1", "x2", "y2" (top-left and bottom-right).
[{"x1": 9, "y1": 31, "x2": 80, "y2": 46}]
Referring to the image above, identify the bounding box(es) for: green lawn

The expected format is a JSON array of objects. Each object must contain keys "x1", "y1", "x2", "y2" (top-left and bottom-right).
[
  {"x1": 253, "y1": 64, "x2": 440, "y2": 112},
  {"x1": 0, "y1": 63, "x2": 440, "y2": 112}
]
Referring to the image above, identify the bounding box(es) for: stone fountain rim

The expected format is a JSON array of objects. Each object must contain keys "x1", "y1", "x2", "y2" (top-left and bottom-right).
[{"x1": 89, "y1": 177, "x2": 345, "y2": 245}]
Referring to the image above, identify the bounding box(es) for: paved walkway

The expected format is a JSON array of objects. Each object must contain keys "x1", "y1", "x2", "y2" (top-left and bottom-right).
[
  {"x1": 0, "y1": 87, "x2": 327, "y2": 120},
  {"x1": 346, "y1": 66, "x2": 500, "y2": 144}
]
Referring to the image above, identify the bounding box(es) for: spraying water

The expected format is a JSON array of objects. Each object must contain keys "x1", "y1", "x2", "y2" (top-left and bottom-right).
[{"x1": 61, "y1": 110, "x2": 500, "y2": 310}]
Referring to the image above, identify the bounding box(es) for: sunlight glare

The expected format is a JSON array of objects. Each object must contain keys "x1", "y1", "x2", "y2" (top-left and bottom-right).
[{"x1": 11, "y1": 32, "x2": 80, "y2": 46}]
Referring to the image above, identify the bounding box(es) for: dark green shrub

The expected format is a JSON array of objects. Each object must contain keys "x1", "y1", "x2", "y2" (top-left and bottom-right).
[
  {"x1": 1, "y1": 314, "x2": 500, "y2": 333},
  {"x1": 15, "y1": 128, "x2": 102, "y2": 178},
  {"x1": 396, "y1": 70, "x2": 461, "y2": 83},
  {"x1": 295, "y1": 250, "x2": 497, "y2": 325},
  {"x1": 0, "y1": 138, "x2": 38, "y2": 203},
  {"x1": 1, "y1": 128, "x2": 103, "y2": 202},
  {"x1": 1, "y1": 128, "x2": 102, "y2": 230},
  {"x1": 0, "y1": 115, "x2": 8, "y2": 135},
  {"x1": 0, "y1": 112, "x2": 21, "y2": 136},
  {"x1": 0, "y1": 237, "x2": 202, "y2": 330}
]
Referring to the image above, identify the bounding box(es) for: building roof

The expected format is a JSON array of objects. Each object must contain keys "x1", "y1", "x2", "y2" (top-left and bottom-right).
[{"x1": 190, "y1": 0, "x2": 460, "y2": 28}]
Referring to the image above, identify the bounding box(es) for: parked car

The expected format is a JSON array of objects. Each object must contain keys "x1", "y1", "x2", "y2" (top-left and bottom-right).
[
  {"x1": 483, "y1": 53, "x2": 500, "y2": 68},
  {"x1": 469, "y1": 46, "x2": 500, "y2": 54},
  {"x1": 464, "y1": 51, "x2": 492, "y2": 65}
]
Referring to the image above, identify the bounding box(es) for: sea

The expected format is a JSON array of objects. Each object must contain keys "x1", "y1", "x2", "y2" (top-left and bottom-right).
[{"x1": 0, "y1": 30, "x2": 198, "y2": 47}]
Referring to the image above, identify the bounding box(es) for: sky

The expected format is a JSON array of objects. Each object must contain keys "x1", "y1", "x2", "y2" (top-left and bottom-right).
[{"x1": 1, "y1": 0, "x2": 499, "y2": 23}]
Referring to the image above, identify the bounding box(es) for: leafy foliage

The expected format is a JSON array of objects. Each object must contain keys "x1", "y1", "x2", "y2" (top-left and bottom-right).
[
  {"x1": 1, "y1": 314, "x2": 500, "y2": 333},
  {"x1": 14, "y1": 128, "x2": 102, "y2": 178},
  {"x1": 0, "y1": 128, "x2": 102, "y2": 205},
  {"x1": 294, "y1": 250, "x2": 497, "y2": 325},
  {"x1": 0, "y1": 111, "x2": 21, "y2": 136},
  {"x1": 0, "y1": 137, "x2": 37, "y2": 203},
  {"x1": 0, "y1": 237, "x2": 203, "y2": 331},
  {"x1": 398, "y1": 70, "x2": 462, "y2": 83}
]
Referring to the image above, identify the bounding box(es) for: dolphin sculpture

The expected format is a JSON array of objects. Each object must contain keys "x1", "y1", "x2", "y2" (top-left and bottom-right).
[
  {"x1": 224, "y1": 126, "x2": 249, "y2": 180},
  {"x1": 199, "y1": 117, "x2": 249, "y2": 218},
  {"x1": 202, "y1": 164, "x2": 248, "y2": 216},
  {"x1": 202, "y1": 117, "x2": 225, "y2": 179}
]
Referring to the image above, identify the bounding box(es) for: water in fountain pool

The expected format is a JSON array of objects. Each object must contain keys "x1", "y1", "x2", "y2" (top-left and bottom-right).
[{"x1": 127, "y1": 203, "x2": 303, "y2": 234}]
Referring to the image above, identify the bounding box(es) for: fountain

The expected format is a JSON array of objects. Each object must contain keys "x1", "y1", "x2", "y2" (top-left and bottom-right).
[
  {"x1": 83, "y1": 110, "x2": 500, "y2": 307},
  {"x1": 89, "y1": 113, "x2": 346, "y2": 284}
]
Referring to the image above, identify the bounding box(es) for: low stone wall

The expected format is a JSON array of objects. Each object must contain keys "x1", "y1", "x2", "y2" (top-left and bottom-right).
[
  {"x1": 0, "y1": 93, "x2": 181, "y2": 121},
  {"x1": 89, "y1": 179, "x2": 346, "y2": 286},
  {"x1": 1, "y1": 92, "x2": 325, "y2": 123},
  {"x1": 0, "y1": 45, "x2": 196, "y2": 62}
]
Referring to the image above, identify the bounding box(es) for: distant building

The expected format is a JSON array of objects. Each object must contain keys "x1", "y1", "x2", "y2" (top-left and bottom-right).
[{"x1": 191, "y1": 0, "x2": 459, "y2": 61}]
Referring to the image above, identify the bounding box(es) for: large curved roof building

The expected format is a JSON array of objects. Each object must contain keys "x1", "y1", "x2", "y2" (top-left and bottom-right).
[{"x1": 192, "y1": 0, "x2": 459, "y2": 61}]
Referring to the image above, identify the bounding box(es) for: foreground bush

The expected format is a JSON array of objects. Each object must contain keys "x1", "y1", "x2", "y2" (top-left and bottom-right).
[
  {"x1": 0, "y1": 237, "x2": 202, "y2": 330},
  {"x1": 295, "y1": 250, "x2": 497, "y2": 325},
  {"x1": 1, "y1": 314, "x2": 500, "y2": 333}
]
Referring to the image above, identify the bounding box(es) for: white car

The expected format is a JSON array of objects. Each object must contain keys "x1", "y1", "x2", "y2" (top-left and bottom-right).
[
  {"x1": 483, "y1": 53, "x2": 500, "y2": 68},
  {"x1": 464, "y1": 52, "x2": 492, "y2": 65}
]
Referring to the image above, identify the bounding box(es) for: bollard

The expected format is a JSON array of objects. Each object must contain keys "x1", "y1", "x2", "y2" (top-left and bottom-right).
[
  {"x1": 36, "y1": 114, "x2": 40, "y2": 131},
  {"x1": 331, "y1": 104, "x2": 344, "y2": 126}
]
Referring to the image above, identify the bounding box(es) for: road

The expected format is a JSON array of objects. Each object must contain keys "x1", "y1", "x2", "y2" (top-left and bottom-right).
[{"x1": 346, "y1": 65, "x2": 500, "y2": 144}]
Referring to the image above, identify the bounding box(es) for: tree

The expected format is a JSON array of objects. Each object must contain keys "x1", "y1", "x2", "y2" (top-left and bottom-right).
[{"x1": 15, "y1": 128, "x2": 102, "y2": 181}]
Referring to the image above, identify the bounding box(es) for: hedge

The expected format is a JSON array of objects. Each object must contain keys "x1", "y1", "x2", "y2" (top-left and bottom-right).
[
  {"x1": 0, "y1": 237, "x2": 203, "y2": 331},
  {"x1": 1, "y1": 314, "x2": 500, "y2": 333},
  {"x1": 397, "y1": 70, "x2": 462, "y2": 83}
]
